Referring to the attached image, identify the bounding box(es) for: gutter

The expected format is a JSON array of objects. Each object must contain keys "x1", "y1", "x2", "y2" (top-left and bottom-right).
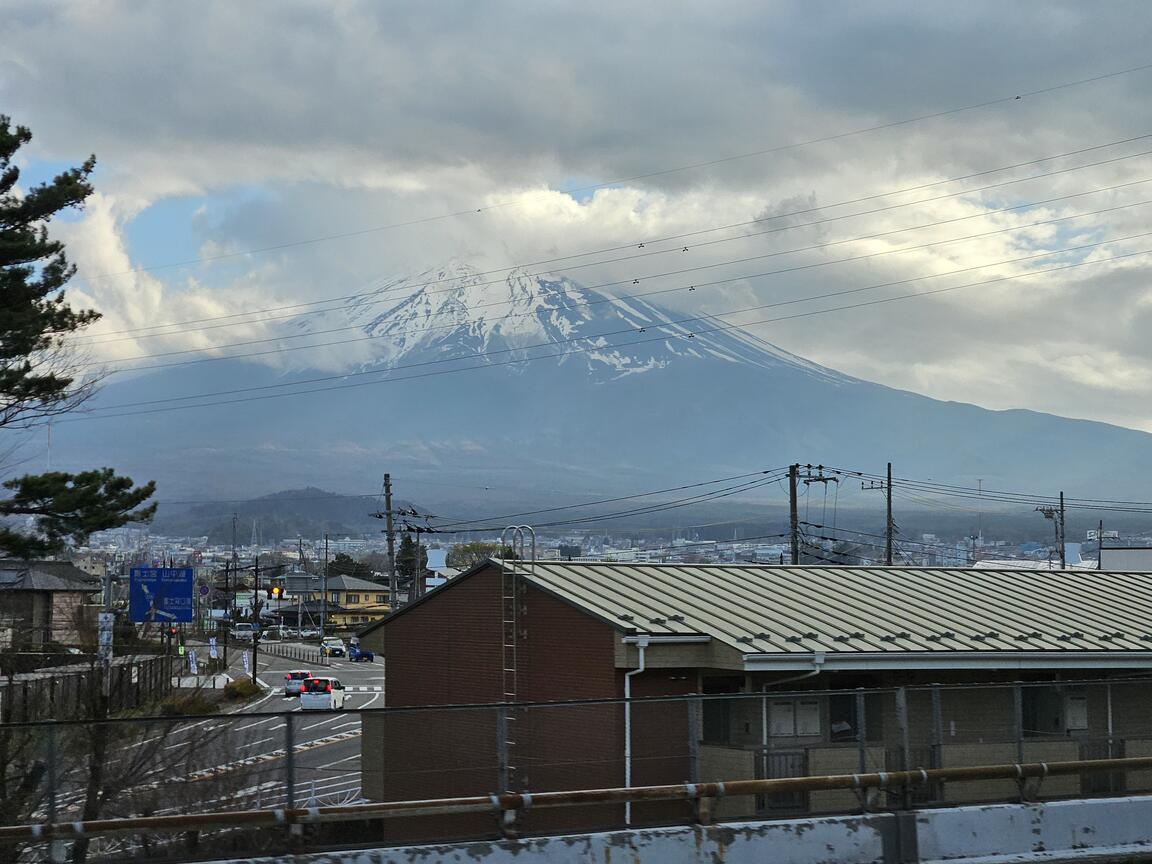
[{"x1": 743, "y1": 650, "x2": 1152, "y2": 672}]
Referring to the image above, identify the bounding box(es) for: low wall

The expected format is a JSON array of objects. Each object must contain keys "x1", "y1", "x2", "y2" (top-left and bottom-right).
[{"x1": 202, "y1": 795, "x2": 1152, "y2": 864}]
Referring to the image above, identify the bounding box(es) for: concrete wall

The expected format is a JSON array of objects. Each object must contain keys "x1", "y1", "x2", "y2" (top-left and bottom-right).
[{"x1": 203, "y1": 795, "x2": 1152, "y2": 864}]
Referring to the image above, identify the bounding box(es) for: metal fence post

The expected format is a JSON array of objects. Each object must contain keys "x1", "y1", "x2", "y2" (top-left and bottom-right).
[
  {"x1": 895, "y1": 687, "x2": 911, "y2": 809},
  {"x1": 855, "y1": 689, "x2": 867, "y2": 773},
  {"x1": 285, "y1": 713, "x2": 299, "y2": 837},
  {"x1": 496, "y1": 705, "x2": 509, "y2": 792},
  {"x1": 931, "y1": 685, "x2": 944, "y2": 800},
  {"x1": 687, "y1": 697, "x2": 700, "y2": 784},
  {"x1": 1013, "y1": 685, "x2": 1025, "y2": 763}
]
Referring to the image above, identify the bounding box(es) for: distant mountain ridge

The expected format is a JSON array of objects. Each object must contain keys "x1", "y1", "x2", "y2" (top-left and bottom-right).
[
  {"x1": 54, "y1": 263, "x2": 1152, "y2": 504},
  {"x1": 152, "y1": 487, "x2": 418, "y2": 543}
]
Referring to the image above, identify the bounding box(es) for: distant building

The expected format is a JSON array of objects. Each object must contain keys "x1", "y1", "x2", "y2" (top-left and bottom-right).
[
  {"x1": 0, "y1": 560, "x2": 101, "y2": 649},
  {"x1": 321, "y1": 574, "x2": 390, "y2": 626},
  {"x1": 1100, "y1": 546, "x2": 1152, "y2": 571}
]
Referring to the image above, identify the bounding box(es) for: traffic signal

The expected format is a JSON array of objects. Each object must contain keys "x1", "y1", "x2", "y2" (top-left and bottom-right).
[
  {"x1": 266, "y1": 586, "x2": 274, "y2": 599},
  {"x1": 168, "y1": 625, "x2": 178, "y2": 637},
  {"x1": 270, "y1": 585, "x2": 282, "y2": 599}
]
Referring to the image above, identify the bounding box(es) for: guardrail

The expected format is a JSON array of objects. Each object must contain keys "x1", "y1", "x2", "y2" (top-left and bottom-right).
[{"x1": 1, "y1": 754, "x2": 1148, "y2": 844}]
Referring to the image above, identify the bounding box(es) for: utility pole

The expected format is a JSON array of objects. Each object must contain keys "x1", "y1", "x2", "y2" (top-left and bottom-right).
[
  {"x1": 321, "y1": 533, "x2": 329, "y2": 646},
  {"x1": 1035, "y1": 496, "x2": 1066, "y2": 570},
  {"x1": 886, "y1": 462, "x2": 893, "y2": 566},
  {"x1": 251, "y1": 554, "x2": 260, "y2": 685},
  {"x1": 1098, "y1": 519, "x2": 1105, "y2": 570},
  {"x1": 384, "y1": 474, "x2": 397, "y2": 609},
  {"x1": 862, "y1": 463, "x2": 895, "y2": 565},
  {"x1": 222, "y1": 560, "x2": 230, "y2": 670},
  {"x1": 788, "y1": 464, "x2": 799, "y2": 565},
  {"x1": 1059, "y1": 490, "x2": 1067, "y2": 570}
]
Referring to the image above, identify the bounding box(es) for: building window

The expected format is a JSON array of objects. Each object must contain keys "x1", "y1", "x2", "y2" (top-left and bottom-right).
[
  {"x1": 376, "y1": 594, "x2": 387, "y2": 604},
  {"x1": 346, "y1": 594, "x2": 360, "y2": 604},
  {"x1": 701, "y1": 676, "x2": 743, "y2": 745},
  {"x1": 829, "y1": 694, "x2": 858, "y2": 741},
  {"x1": 770, "y1": 699, "x2": 821, "y2": 737},
  {"x1": 1065, "y1": 693, "x2": 1089, "y2": 731},
  {"x1": 330, "y1": 592, "x2": 339, "y2": 603}
]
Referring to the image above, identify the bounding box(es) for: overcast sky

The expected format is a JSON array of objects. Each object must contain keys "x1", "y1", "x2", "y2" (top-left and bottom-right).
[{"x1": 5, "y1": 1, "x2": 1152, "y2": 431}]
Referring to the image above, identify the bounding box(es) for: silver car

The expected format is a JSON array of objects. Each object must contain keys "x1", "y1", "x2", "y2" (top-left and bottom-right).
[{"x1": 284, "y1": 669, "x2": 312, "y2": 696}]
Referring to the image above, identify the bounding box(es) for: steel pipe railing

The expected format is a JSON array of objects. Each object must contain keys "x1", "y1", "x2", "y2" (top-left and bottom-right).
[{"x1": 2, "y1": 753, "x2": 1150, "y2": 843}]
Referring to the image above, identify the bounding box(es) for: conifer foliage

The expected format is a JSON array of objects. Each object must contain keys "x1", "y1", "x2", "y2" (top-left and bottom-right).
[{"x1": 0, "y1": 116, "x2": 155, "y2": 556}]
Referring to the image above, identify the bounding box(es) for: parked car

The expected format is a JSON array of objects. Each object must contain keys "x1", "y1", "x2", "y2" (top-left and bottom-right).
[
  {"x1": 348, "y1": 645, "x2": 375, "y2": 662},
  {"x1": 297, "y1": 628, "x2": 320, "y2": 640},
  {"x1": 299, "y1": 677, "x2": 346, "y2": 710},
  {"x1": 321, "y1": 637, "x2": 346, "y2": 657},
  {"x1": 283, "y1": 669, "x2": 312, "y2": 696}
]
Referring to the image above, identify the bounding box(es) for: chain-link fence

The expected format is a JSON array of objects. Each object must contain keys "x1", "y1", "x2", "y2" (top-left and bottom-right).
[{"x1": 3, "y1": 676, "x2": 1152, "y2": 860}]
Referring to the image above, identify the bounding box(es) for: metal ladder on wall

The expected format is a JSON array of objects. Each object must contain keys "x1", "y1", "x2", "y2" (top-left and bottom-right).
[{"x1": 499, "y1": 526, "x2": 535, "y2": 792}]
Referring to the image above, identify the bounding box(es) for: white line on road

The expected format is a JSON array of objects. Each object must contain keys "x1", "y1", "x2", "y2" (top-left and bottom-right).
[
  {"x1": 356, "y1": 693, "x2": 381, "y2": 709},
  {"x1": 331, "y1": 721, "x2": 360, "y2": 731},
  {"x1": 302, "y1": 715, "x2": 344, "y2": 732},
  {"x1": 234, "y1": 716, "x2": 281, "y2": 732}
]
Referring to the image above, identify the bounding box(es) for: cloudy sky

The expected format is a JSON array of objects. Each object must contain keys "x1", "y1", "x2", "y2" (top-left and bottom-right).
[{"x1": 6, "y1": 1, "x2": 1152, "y2": 432}]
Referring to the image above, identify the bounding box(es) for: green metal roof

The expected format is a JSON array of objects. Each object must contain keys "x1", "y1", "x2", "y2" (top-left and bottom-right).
[{"x1": 506, "y1": 561, "x2": 1152, "y2": 655}]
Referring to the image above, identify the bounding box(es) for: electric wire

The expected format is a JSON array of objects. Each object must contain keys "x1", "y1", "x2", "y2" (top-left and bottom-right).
[
  {"x1": 75, "y1": 61, "x2": 1152, "y2": 286},
  {"x1": 73, "y1": 141, "x2": 1152, "y2": 346},
  {"x1": 89, "y1": 183, "x2": 1152, "y2": 372},
  {"x1": 68, "y1": 236, "x2": 1152, "y2": 417}
]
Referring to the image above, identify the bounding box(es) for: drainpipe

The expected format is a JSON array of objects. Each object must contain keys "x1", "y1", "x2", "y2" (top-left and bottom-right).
[{"x1": 624, "y1": 635, "x2": 649, "y2": 827}]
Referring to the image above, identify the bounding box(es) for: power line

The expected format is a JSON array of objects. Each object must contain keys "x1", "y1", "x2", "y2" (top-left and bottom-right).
[
  {"x1": 68, "y1": 235, "x2": 1152, "y2": 418},
  {"x1": 430, "y1": 468, "x2": 786, "y2": 530},
  {"x1": 60, "y1": 242, "x2": 1152, "y2": 422},
  {"x1": 73, "y1": 139, "x2": 1152, "y2": 346},
  {"x1": 87, "y1": 183, "x2": 1152, "y2": 373},
  {"x1": 73, "y1": 62, "x2": 1152, "y2": 286},
  {"x1": 436, "y1": 473, "x2": 789, "y2": 533}
]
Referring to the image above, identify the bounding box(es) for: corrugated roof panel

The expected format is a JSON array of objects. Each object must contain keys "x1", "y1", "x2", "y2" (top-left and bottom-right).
[{"x1": 509, "y1": 562, "x2": 1152, "y2": 655}]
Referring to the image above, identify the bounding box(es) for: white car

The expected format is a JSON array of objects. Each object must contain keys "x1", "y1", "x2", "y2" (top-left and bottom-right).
[
  {"x1": 299, "y1": 676, "x2": 346, "y2": 710},
  {"x1": 231, "y1": 623, "x2": 255, "y2": 642}
]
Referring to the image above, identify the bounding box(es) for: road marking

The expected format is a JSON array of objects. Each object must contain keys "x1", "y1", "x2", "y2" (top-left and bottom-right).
[
  {"x1": 355, "y1": 693, "x2": 381, "y2": 709},
  {"x1": 302, "y1": 715, "x2": 344, "y2": 732},
  {"x1": 324, "y1": 754, "x2": 360, "y2": 766},
  {"x1": 234, "y1": 716, "x2": 280, "y2": 732},
  {"x1": 163, "y1": 739, "x2": 191, "y2": 751},
  {"x1": 331, "y1": 720, "x2": 360, "y2": 730},
  {"x1": 177, "y1": 729, "x2": 362, "y2": 784}
]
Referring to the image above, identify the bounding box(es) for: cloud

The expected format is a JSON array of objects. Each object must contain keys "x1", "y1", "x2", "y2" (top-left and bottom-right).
[{"x1": 3, "y1": 0, "x2": 1152, "y2": 431}]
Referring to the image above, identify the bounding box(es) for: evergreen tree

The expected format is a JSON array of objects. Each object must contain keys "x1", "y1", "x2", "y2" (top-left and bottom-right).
[
  {"x1": 0, "y1": 117, "x2": 154, "y2": 557},
  {"x1": 395, "y1": 533, "x2": 428, "y2": 579}
]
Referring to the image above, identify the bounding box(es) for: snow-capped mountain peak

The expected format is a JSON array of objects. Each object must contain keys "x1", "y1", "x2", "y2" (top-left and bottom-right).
[{"x1": 294, "y1": 262, "x2": 852, "y2": 383}]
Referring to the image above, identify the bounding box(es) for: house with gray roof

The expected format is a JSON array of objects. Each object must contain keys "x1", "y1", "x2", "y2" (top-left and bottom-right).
[{"x1": 0, "y1": 560, "x2": 101, "y2": 649}]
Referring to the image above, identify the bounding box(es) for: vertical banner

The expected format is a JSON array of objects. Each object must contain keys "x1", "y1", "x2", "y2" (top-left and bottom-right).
[
  {"x1": 242, "y1": 650, "x2": 250, "y2": 674},
  {"x1": 208, "y1": 636, "x2": 218, "y2": 659},
  {"x1": 97, "y1": 612, "x2": 114, "y2": 661},
  {"x1": 188, "y1": 649, "x2": 198, "y2": 676}
]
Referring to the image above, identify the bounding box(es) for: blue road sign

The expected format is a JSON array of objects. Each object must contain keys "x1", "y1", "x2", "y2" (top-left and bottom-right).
[{"x1": 129, "y1": 567, "x2": 195, "y2": 623}]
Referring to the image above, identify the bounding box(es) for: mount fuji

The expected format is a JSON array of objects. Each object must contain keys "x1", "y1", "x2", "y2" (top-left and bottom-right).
[{"x1": 55, "y1": 263, "x2": 1152, "y2": 504}]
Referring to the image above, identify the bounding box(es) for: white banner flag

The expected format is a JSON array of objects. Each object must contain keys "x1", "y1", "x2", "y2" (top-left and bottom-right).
[
  {"x1": 188, "y1": 649, "x2": 198, "y2": 676},
  {"x1": 242, "y1": 650, "x2": 250, "y2": 674},
  {"x1": 208, "y1": 636, "x2": 218, "y2": 659}
]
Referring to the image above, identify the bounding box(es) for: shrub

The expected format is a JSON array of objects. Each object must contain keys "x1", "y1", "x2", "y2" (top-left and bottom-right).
[
  {"x1": 223, "y1": 678, "x2": 264, "y2": 701},
  {"x1": 159, "y1": 693, "x2": 220, "y2": 716}
]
